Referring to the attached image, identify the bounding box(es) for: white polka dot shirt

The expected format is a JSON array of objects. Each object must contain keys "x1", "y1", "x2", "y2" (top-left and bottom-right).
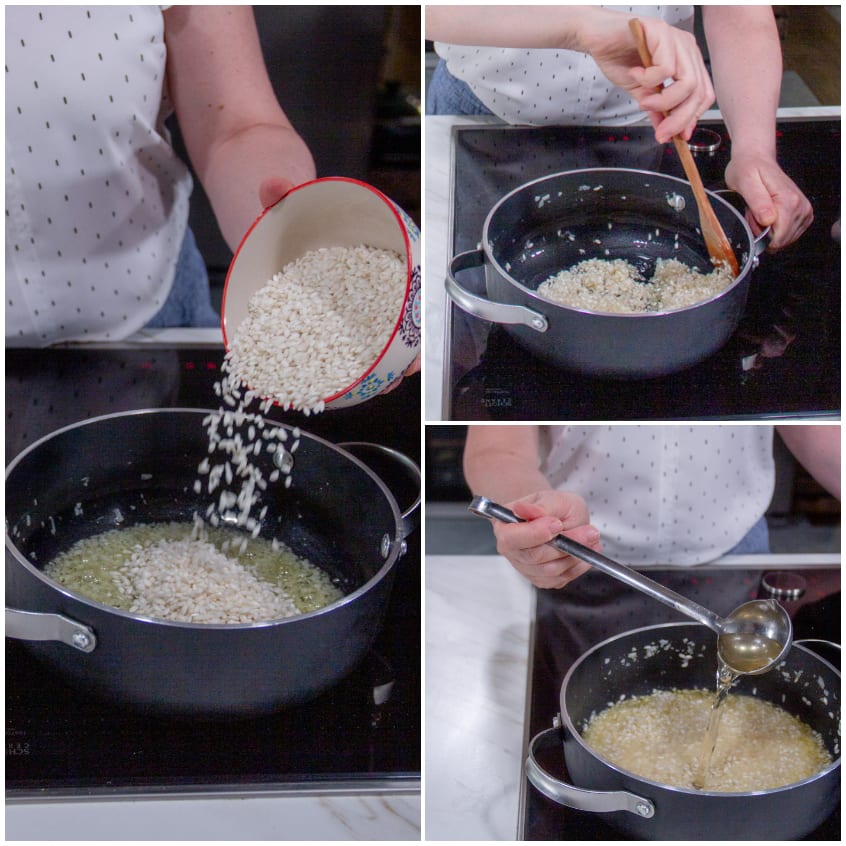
[
  {"x1": 5, "y1": 6, "x2": 192, "y2": 346},
  {"x1": 540, "y1": 426, "x2": 775, "y2": 565},
  {"x1": 435, "y1": 5, "x2": 694, "y2": 125}
]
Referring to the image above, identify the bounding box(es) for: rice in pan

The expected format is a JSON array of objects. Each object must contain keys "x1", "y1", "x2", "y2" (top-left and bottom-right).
[
  {"x1": 583, "y1": 688, "x2": 831, "y2": 793},
  {"x1": 44, "y1": 521, "x2": 343, "y2": 625},
  {"x1": 537, "y1": 257, "x2": 734, "y2": 314}
]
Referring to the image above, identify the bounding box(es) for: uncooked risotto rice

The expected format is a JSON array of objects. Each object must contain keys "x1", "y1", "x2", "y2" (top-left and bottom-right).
[
  {"x1": 44, "y1": 521, "x2": 343, "y2": 624},
  {"x1": 537, "y1": 257, "x2": 734, "y2": 313},
  {"x1": 225, "y1": 245, "x2": 406, "y2": 415},
  {"x1": 582, "y1": 689, "x2": 831, "y2": 792}
]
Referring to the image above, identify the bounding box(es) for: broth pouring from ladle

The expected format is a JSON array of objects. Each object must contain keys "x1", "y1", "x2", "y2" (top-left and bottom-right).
[
  {"x1": 469, "y1": 496, "x2": 793, "y2": 676},
  {"x1": 692, "y1": 616, "x2": 787, "y2": 789}
]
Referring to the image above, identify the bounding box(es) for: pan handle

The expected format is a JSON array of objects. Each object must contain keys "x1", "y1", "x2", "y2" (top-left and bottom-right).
[
  {"x1": 337, "y1": 442, "x2": 420, "y2": 540},
  {"x1": 526, "y1": 725, "x2": 655, "y2": 819},
  {"x1": 5, "y1": 608, "x2": 97, "y2": 653},
  {"x1": 446, "y1": 249, "x2": 549, "y2": 332},
  {"x1": 711, "y1": 189, "x2": 771, "y2": 259}
]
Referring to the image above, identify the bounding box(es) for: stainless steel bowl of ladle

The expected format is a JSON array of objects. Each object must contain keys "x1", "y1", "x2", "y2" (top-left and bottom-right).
[{"x1": 469, "y1": 496, "x2": 792, "y2": 676}]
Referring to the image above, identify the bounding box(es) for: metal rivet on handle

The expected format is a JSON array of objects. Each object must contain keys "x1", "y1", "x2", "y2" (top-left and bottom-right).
[
  {"x1": 273, "y1": 448, "x2": 294, "y2": 474},
  {"x1": 72, "y1": 631, "x2": 91, "y2": 651}
]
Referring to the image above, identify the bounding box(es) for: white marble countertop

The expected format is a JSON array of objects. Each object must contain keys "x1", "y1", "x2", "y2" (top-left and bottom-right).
[
  {"x1": 424, "y1": 554, "x2": 534, "y2": 840},
  {"x1": 5, "y1": 793, "x2": 421, "y2": 841},
  {"x1": 424, "y1": 107, "x2": 841, "y2": 422}
]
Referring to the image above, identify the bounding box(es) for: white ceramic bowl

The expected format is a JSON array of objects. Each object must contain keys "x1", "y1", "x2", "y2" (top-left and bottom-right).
[{"x1": 222, "y1": 176, "x2": 421, "y2": 410}]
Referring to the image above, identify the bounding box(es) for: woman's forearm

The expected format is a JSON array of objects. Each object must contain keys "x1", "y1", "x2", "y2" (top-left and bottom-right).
[
  {"x1": 776, "y1": 425, "x2": 842, "y2": 500},
  {"x1": 702, "y1": 6, "x2": 781, "y2": 157},
  {"x1": 704, "y1": 7, "x2": 813, "y2": 248},
  {"x1": 198, "y1": 123, "x2": 315, "y2": 251},
  {"x1": 425, "y1": 5, "x2": 611, "y2": 52},
  {"x1": 164, "y1": 6, "x2": 315, "y2": 251},
  {"x1": 463, "y1": 426, "x2": 551, "y2": 504}
]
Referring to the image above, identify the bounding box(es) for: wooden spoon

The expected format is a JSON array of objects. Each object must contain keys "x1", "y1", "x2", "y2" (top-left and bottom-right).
[{"x1": 629, "y1": 18, "x2": 740, "y2": 277}]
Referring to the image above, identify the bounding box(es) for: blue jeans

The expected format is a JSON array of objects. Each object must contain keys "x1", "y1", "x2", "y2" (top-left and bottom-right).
[
  {"x1": 426, "y1": 58, "x2": 494, "y2": 116},
  {"x1": 725, "y1": 515, "x2": 770, "y2": 555},
  {"x1": 146, "y1": 227, "x2": 220, "y2": 328}
]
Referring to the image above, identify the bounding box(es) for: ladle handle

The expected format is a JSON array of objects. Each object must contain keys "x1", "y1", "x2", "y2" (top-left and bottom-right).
[{"x1": 469, "y1": 496, "x2": 723, "y2": 632}]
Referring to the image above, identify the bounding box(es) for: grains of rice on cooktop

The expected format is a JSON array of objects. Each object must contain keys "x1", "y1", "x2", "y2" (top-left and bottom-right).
[
  {"x1": 43, "y1": 521, "x2": 343, "y2": 625},
  {"x1": 225, "y1": 244, "x2": 407, "y2": 416},
  {"x1": 537, "y1": 257, "x2": 734, "y2": 313}
]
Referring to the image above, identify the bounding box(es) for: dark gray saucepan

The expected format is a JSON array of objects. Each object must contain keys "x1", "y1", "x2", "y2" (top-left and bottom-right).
[
  {"x1": 446, "y1": 168, "x2": 768, "y2": 378},
  {"x1": 5, "y1": 409, "x2": 419, "y2": 717},
  {"x1": 526, "y1": 622, "x2": 840, "y2": 839}
]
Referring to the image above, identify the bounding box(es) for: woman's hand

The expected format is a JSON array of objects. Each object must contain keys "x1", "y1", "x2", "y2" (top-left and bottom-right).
[
  {"x1": 258, "y1": 177, "x2": 297, "y2": 210},
  {"x1": 491, "y1": 490, "x2": 601, "y2": 590},
  {"x1": 426, "y1": 7, "x2": 714, "y2": 143},
  {"x1": 403, "y1": 352, "x2": 421, "y2": 377},
  {"x1": 380, "y1": 353, "x2": 421, "y2": 394},
  {"x1": 725, "y1": 153, "x2": 814, "y2": 250},
  {"x1": 701, "y1": 7, "x2": 808, "y2": 250},
  {"x1": 583, "y1": 12, "x2": 715, "y2": 143}
]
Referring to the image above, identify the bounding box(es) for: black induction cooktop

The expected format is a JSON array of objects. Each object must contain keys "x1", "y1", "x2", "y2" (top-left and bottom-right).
[
  {"x1": 5, "y1": 347, "x2": 421, "y2": 799},
  {"x1": 445, "y1": 119, "x2": 840, "y2": 420}
]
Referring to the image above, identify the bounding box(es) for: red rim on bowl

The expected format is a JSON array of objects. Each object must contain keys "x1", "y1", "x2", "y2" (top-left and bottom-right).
[{"x1": 220, "y1": 176, "x2": 414, "y2": 409}]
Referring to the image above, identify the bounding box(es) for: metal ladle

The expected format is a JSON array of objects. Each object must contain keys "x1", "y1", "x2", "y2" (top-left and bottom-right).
[{"x1": 470, "y1": 496, "x2": 792, "y2": 676}]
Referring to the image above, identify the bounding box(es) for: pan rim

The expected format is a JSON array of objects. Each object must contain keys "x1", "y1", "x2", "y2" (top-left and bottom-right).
[
  {"x1": 5, "y1": 407, "x2": 405, "y2": 631},
  {"x1": 557, "y1": 621, "x2": 841, "y2": 798},
  {"x1": 480, "y1": 166, "x2": 755, "y2": 318}
]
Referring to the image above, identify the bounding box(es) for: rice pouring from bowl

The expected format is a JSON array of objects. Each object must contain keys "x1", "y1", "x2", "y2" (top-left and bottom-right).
[{"x1": 221, "y1": 177, "x2": 421, "y2": 413}]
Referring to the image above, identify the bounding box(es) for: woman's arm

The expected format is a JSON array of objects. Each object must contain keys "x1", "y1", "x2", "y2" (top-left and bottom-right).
[
  {"x1": 776, "y1": 425, "x2": 841, "y2": 499},
  {"x1": 702, "y1": 6, "x2": 782, "y2": 158},
  {"x1": 163, "y1": 6, "x2": 316, "y2": 251},
  {"x1": 463, "y1": 426, "x2": 599, "y2": 589},
  {"x1": 702, "y1": 6, "x2": 813, "y2": 249},
  {"x1": 426, "y1": 5, "x2": 714, "y2": 142},
  {"x1": 463, "y1": 425, "x2": 550, "y2": 503}
]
